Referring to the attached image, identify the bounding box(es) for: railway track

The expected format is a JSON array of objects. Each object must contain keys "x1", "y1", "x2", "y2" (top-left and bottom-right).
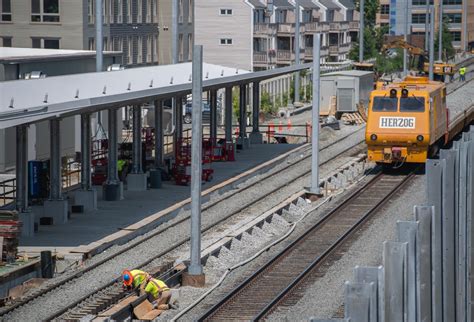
[
  {"x1": 198, "y1": 168, "x2": 417, "y2": 321},
  {"x1": 1, "y1": 127, "x2": 365, "y2": 321}
]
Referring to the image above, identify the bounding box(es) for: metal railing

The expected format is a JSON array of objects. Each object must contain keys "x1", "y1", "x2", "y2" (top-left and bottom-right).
[
  {"x1": 313, "y1": 125, "x2": 474, "y2": 322},
  {"x1": 0, "y1": 177, "x2": 16, "y2": 207}
]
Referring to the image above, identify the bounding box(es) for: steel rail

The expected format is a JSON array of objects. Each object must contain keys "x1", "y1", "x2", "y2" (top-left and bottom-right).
[
  {"x1": 198, "y1": 168, "x2": 417, "y2": 321},
  {"x1": 4, "y1": 129, "x2": 364, "y2": 321}
]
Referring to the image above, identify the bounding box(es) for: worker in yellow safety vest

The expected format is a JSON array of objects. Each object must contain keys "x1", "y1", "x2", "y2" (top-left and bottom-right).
[
  {"x1": 459, "y1": 67, "x2": 466, "y2": 82},
  {"x1": 122, "y1": 269, "x2": 148, "y2": 290},
  {"x1": 143, "y1": 275, "x2": 173, "y2": 310}
]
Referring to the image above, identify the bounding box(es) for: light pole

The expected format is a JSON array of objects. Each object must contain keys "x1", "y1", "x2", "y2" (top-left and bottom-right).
[
  {"x1": 295, "y1": 0, "x2": 300, "y2": 103},
  {"x1": 438, "y1": 2, "x2": 443, "y2": 61},
  {"x1": 359, "y1": 0, "x2": 365, "y2": 62}
]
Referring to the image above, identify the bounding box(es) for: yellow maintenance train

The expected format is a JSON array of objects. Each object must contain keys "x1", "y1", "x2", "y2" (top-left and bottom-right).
[{"x1": 366, "y1": 76, "x2": 449, "y2": 165}]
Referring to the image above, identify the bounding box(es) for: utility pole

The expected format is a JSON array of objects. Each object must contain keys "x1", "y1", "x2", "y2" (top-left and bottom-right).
[
  {"x1": 438, "y1": 1, "x2": 443, "y2": 61},
  {"x1": 95, "y1": 0, "x2": 104, "y2": 136},
  {"x1": 359, "y1": 0, "x2": 365, "y2": 62},
  {"x1": 403, "y1": 0, "x2": 409, "y2": 76},
  {"x1": 189, "y1": 45, "x2": 204, "y2": 280},
  {"x1": 425, "y1": 0, "x2": 429, "y2": 51},
  {"x1": 310, "y1": 33, "x2": 321, "y2": 195},
  {"x1": 429, "y1": 6, "x2": 435, "y2": 81},
  {"x1": 295, "y1": 0, "x2": 300, "y2": 103},
  {"x1": 462, "y1": 0, "x2": 467, "y2": 52}
]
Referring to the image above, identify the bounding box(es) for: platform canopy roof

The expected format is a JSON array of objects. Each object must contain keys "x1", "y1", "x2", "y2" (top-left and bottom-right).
[{"x1": 0, "y1": 61, "x2": 312, "y2": 129}]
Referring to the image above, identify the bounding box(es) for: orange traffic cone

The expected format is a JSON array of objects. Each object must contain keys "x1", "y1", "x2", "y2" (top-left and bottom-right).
[
  {"x1": 287, "y1": 118, "x2": 292, "y2": 130},
  {"x1": 268, "y1": 122, "x2": 274, "y2": 139},
  {"x1": 235, "y1": 126, "x2": 239, "y2": 137},
  {"x1": 278, "y1": 120, "x2": 283, "y2": 132}
]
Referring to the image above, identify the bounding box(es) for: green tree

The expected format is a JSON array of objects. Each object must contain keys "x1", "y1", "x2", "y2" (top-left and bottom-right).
[
  {"x1": 260, "y1": 91, "x2": 274, "y2": 114},
  {"x1": 375, "y1": 25, "x2": 389, "y2": 52},
  {"x1": 355, "y1": 0, "x2": 380, "y2": 27},
  {"x1": 349, "y1": 26, "x2": 377, "y2": 61},
  {"x1": 375, "y1": 49, "x2": 404, "y2": 75},
  {"x1": 434, "y1": 18, "x2": 455, "y2": 61},
  {"x1": 232, "y1": 86, "x2": 240, "y2": 119}
]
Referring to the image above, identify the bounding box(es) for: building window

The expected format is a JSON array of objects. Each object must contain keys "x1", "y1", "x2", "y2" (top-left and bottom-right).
[
  {"x1": 219, "y1": 38, "x2": 233, "y2": 45},
  {"x1": 188, "y1": 33, "x2": 192, "y2": 60},
  {"x1": 1, "y1": 37, "x2": 12, "y2": 47},
  {"x1": 147, "y1": 35, "x2": 152, "y2": 62},
  {"x1": 152, "y1": 0, "x2": 157, "y2": 23},
  {"x1": 1, "y1": 0, "x2": 12, "y2": 22},
  {"x1": 446, "y1": 13, "x2": 462, "y2": 24},
  {"x1": 127, "y1": 36, "x2": 133, "y2": 64},
  {"x1": 179, "y1": 33, "x2": 183, "y2": 61},
  {"x1": 220, "y1": 9, "x2": 232, "y2": 15},
  {"x1": 137, "y1": 36, "x2": 143, "y2": 63},
  {"x1": 443, "y1": 0, "x2": 462, "y2": 4},
  {"x1": 412, "y1": 13, "x2": 426, "y2": 24},
  {"x1": 88, "y1": 0, "x2": 94, "y2": 24},
  {"x1": 146, "y1": 0, "x2": 152, "y2": 23},
  {"x1": 178, "y1": 0, "x2": 183, "y2": 23},
  {"x1": 412, "y1": 0, "x2": 433, "y2": 4},
  {"x1": 153, "y1": 34, "x2": 158, "y2": 62},
  {"x1": 127, "y1": 0, "x2": 132, "y2": 23},
  {"x1": 188, "y1": 0, "x2": 192, "y2": 23},
  {"x1": 32, "y1": 37, "x2": 60, "y2": 49},
  {"x1": 138, "y1": 0, "x2": 142, "y2": 23},
  {"x1": 380, "y1": 4, "x2": 389, "y2": 15},
  {"x1": 31, "y1": 0, "x2": 60, "y2": 22},
  {"x1": 117, "y1": 0, "x2": 123, "y2": 23},
  {"x1": 451, "y1": 31, "x2": 461, "y2": 41},
  {"x1": 88, "y1": 37, "x2": 95, "y2": 50}
]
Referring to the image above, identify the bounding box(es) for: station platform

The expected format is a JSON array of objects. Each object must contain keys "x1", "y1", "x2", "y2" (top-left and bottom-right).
[{"x1": 18, "y1": 143, "x2": 301, "y2": 256}]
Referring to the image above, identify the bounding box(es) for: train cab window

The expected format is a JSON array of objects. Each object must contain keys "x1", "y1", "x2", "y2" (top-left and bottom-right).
[
  {"x1": 372, "y1": 97, "x2": 398, "y2": 112},
  {"x1": 400, "y1": 97, "x2": 425, "y2": 112}
]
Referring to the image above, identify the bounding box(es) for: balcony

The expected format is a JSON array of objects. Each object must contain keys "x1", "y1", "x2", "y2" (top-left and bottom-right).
[
  {"x1": 329, "y1": 21, "x2": 349, "y2": 32},
  {"x1": 348, "y1": 21, "x2": 359, "y2": 31},
  {"x1": 254, "y1": 23, "x2": 276, "y2": 35},
  {"x1": 305, "y1": 22, "x2": 330, "y2": 33},
  {"x1": 276, "y1": 50, "x2": 294, "y2": 63},
  {"x1": 329, "y1": 45, "x2": 339, "y2": 55},
  {"x1": 304, "y1": 46, "x2": 329, "y2": 59},
  {"x1": 328, "y1": 43, "x2": 351, "y2": 56},
  {"x1": 253, "y1": 51, "x2": 268, "y2": 64},
  {"x1": 277, "y1": 23, "x2": 294, "y2": 35}
]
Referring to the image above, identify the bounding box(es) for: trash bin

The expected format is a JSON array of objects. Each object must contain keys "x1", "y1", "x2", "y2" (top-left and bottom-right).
[{"x1": 150, "y1": 169, "x2": 162, "y2": 189}]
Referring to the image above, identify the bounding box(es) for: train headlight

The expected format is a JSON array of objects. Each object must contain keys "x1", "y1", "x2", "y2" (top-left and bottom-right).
[
  {"x1": 370, "y1": 134, "x2": 378, "y2": 141},
  {"x1": 417, "y1": 135, "x2": 424, "y2": 142}
]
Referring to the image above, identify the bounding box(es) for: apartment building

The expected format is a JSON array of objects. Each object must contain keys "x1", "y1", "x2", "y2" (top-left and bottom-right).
[
  {"x1": 194, "y1": 0, "x2": 359, "y2": 71},
  {"x1": 377, "y1": 0, "x2": 474, "y2": 50},
  {"x1": 0, "y1": 0, "x2": 193, "y2": 67}
]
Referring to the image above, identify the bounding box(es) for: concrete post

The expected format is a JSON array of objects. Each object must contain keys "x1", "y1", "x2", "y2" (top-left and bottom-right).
[
  {"x1": 103, "y1": 108, "x2": 122, "y2": 200},
  {"x1": 187, "y1": 45, "x2": 205, "y2": 284},
  {"x1": 154, "y1": 100, "x2": 164, "y2": 168},
  {"x1": 294, "y1": 0, "x2": 300, "y2": 103},
  {"x1": 175, "y1": 97, "x2": 183, "y2": 140},
  {"x1": 250, "y1": 81, "x2": 263, "y2": 144},
  {"x1": 429, "y1": 6, "x2": 435, "y2": 81},
  {"x1": 225, "y1": 86, "x2": 233, "y2": 143},
  {"x1": 95, "y1": 0, "x2": 103, "y2": 72},
  {"x1": 310, "y1": 34, "x2": 321, "y2": 195},
  {"x1": 16, "y1": 125, "x2": 34, "y2": 236},
  {"x1": 210, "y1": 89, "x2": 218, "y2": 144},
  {"x1": 75, "y1": 113, "x2": 97, "y2": 211},
  {"x1": 383, "y1": 241, "x2": 408, "y2": 322},
  {"x1": 43, "y1": 119, "x2": 68, "y2": 224},
  {"x1": 359, "y1": 0, "x2": 364, "y2": 62},
  {"x1": 344, "y1": 281, "x2": 375, "y2": 322},
  {"x1": 128, "y1": 105, "x2": 147, "y2": 191},
  {"x1": 438, "y1": 1, "x2": 443, "y2": 61}
]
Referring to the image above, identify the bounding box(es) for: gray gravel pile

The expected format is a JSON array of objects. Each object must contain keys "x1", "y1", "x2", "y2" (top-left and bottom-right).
[{"x1": 447, "y1": 79, "x2": 474, "y2": 122}]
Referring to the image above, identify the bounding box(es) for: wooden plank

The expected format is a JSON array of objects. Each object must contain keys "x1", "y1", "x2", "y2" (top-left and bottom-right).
[{"x1": 97, "y1": 295, "x2": 138, "y2": 317}]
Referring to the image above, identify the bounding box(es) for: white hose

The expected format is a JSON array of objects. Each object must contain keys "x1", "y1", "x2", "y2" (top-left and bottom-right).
[{"x1": 171, "y1": 164, "x2": 374, "y2": 321}]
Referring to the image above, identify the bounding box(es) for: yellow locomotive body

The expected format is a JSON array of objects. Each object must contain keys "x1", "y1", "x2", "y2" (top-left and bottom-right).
[{"x1": 366, "y1": 76, "x2": 447, "y2": 164}]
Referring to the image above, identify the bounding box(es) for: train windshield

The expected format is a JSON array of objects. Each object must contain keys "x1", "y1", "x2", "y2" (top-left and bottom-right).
[
  {"x1": 372, "y1": 97, "x2": 398, "y2": 112},
  {"x1": 400, "y1": 97, "x2": 425, "y2": 112}
]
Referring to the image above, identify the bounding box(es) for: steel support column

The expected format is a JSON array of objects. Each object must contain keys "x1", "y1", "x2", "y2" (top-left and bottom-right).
[
  {"x1": 132, "y1": 105, "x2": 143, "y2": 174},
  {"x1": 81, "y1": 113, "x2": 92, "y2": 190},
  {"x1": 429, "y1": 6, "x2": 435, "y2": 81},
  {"x1": 210, "y1": 89, "x2": 218, "y2": 144},
  {"x1": 239, "y1": 84, "x2": 247, "y2": 141},
  {"x1": 359, "y1": 0, "x2": 365, "y2": 62},
  {"x1": 107, "y1": 108, "x2": 119, "y2": 184},
  {"x1": 225, "y1": 86, "x2": 233, "y2": 143},
  {"x1": 95, "y1": 0, "x2": 103, "y2": 72},
  {"x1": 310, "y1": 34, "x2": 321, "y2": 195},
  {"x1": 438, "y1": 1, "x2": 443, "y2": 61},
  {"x1": 16, "y1": 125, "x2": 28, "y2": 212},
  {"x1": 252, "y1": 81, "x2": 260, "y2": 133},
  {"x1": 175, "y1": 97, "x2": 183, "y2": 141},
  {"x1": 49, "y1": 119, "x2": 62, "y2": 200},
  {"x1": 154, "y1": 100, "x2": 164, "y2": 168},
  {"x1": 294, "y1": 0, "x2": 300, "y2": 103}
]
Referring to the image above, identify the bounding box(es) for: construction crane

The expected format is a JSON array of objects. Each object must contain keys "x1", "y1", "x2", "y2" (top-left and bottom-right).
[{"x1": 381, "y1": 38, "x2": 456, "y2": 82}]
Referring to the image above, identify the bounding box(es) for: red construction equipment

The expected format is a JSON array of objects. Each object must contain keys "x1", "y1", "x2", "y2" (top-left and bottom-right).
[{"x1": 173, "y1": 138, "x2": 214, "y2": 186}]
